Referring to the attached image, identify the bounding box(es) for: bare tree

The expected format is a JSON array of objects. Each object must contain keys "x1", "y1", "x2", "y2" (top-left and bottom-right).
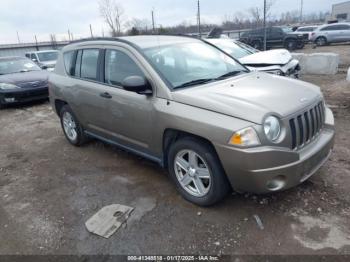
[
  {"x1": 125, "y1": 18, "x2": 151, "y2": 32},
  {"x1": 98, "y1": 0, "x2": 124, "y2": 36},
  {"x1": 248, "y1": 0, "x2": 275, "y2": 27}
]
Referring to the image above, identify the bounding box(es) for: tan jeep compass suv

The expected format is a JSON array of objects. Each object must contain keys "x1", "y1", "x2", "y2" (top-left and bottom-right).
[{"x1": 49, "y1": 36, "x2": 334, "y2": 206}]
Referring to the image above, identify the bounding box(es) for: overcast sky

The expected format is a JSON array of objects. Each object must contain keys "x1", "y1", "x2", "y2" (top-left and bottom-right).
[{"x1": 0, "y1": 0, "x2": 346, "y2": 43}]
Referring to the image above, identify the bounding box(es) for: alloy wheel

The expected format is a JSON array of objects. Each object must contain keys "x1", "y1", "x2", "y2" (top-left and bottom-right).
[
  {"x1": 62, "y1": 111, "x2": 78, "y2": 141},
  {"x1": 174, "y1": 149, "x2": 212, "y2": 197}
]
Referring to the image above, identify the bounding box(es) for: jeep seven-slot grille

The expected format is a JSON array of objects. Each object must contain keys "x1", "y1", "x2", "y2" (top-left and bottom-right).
[{"x1": 289, "y1": 101, "x2": 325, "y2": 149}]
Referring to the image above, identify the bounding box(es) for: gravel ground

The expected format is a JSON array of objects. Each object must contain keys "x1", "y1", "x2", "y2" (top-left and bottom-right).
[{"x1": 0, "y1": 61, "x2": 350, "y2": 255}]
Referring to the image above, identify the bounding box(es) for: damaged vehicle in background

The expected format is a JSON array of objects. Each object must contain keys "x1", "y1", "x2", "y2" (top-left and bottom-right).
[
  {"x1": 0, "y1": 56, "x2": 49, "y2": 109},
  {"x1": 206, "y1": 38, "x2": 300, "y2": 78}
]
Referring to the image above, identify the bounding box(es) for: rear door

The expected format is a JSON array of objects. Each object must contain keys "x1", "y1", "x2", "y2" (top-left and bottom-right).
[
  {"x1": 68, "y1": 48, "x2": 111, "y2": 132},
  {"x1": 320, "y1": 25, "x2": 341, "y2": 42}
]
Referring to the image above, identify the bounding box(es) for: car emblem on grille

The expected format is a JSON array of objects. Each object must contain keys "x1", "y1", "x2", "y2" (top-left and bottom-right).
[{"x1": 300, "y1": 97, "x2": 308, "y2": 103}]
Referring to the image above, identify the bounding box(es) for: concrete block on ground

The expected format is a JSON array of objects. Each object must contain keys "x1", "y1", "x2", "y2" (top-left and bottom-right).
[{"x1": 291, "y1": 53, "x2": 339, "y2": 75}]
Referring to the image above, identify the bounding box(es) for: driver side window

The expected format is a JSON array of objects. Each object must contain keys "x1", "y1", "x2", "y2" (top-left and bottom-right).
[{"x1": 105, "y1": 49, "x2": 144, "y2": 87}]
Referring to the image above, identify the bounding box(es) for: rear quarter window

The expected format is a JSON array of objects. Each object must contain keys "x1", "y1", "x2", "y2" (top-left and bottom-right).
[{"x1": 63, "y1": 51, "x2": 76, "y2": 76}]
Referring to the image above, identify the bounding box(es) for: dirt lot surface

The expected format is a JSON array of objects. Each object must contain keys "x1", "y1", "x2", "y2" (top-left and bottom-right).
[{"x1": 1, "y1": 48, "x2": 350, "y2": 256}]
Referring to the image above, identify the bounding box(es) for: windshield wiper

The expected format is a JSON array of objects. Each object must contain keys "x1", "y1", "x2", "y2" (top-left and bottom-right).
[
  {"x1": 174, "y1": 78, "x2": 215, "y2": 89},
  {"x1": 215, "y1": 70, "x2": 245, "y2": 80}
]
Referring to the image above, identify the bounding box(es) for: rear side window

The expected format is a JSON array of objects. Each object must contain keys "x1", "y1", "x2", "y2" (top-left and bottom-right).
[
  {"x1": 63, "y1": 51, "x2": 76, "y2": 76},
  {"x1": 337, "y1": 24, "x2": 350, "y2": 30},
  {"x1": 321, "y1": 25, "x2": 340, "y2": 31},
  {"x1": 105, "y1": 49, "x2": 144, "y2": 87},
  {"x1": 80, "y1": 49, "x2": 99, "y2": 81}
]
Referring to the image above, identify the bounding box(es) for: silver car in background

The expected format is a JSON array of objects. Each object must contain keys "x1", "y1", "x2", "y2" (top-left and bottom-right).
[
  {"x1": 206, "y1": 38, "x2": 300, "y2": 78},
  {"x1": 310, "y1": 22, "x2": 350, "y2": 46}
]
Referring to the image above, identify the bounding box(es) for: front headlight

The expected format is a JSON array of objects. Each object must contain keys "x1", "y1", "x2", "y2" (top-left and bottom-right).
[
  {"x1": 264, "y1": 116, "x2": 281, "y2": 142},
  {"x1": 0, "y1": 83, "x2": 20, "y2": 90},
  {"x1": 229, "y1": 127, "x2": 260, "y2": 147}
]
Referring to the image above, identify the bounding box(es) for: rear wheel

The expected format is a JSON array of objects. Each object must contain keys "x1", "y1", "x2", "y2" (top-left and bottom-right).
[
  {"x1": 285, "y1": 39, "x2": 297, "y2": 50},
  {"x1": 167, "y1": 137, "x2": 230, "y2": 206},
  {"x1": 315, "y1": 36, "x2": 327, "y2": 46},
  {"x1": 59, "y1": 105, "x2": 88, "y2": 146}
]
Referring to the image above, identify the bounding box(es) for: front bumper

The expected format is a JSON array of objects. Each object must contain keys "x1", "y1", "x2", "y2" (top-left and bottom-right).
[
  {"x1": 215, "y1": 108, "x2": 335, "y2": 194},
  {"x1": 0, "y1": 86, "x2": 48, "y2": 105}
]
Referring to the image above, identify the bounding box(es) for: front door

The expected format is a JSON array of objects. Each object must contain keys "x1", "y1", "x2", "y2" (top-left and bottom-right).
[{"x1": 94, "y1": 48, "x2": 155, "y2": 152}]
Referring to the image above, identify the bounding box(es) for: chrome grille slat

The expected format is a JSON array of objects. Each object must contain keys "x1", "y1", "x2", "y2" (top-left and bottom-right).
[{"x1": 289, "y1": 101, "x2": 325, "y2": 150}]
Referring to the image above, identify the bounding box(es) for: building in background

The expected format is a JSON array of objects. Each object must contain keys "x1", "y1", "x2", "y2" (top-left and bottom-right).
[{"x1": 327, "y1": 1, "x2": 350, "y2": 22}]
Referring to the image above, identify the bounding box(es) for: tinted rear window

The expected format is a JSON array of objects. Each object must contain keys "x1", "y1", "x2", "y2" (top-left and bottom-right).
[{"x1": 80, "y1": 49, "x2": 99, "y2": 81}]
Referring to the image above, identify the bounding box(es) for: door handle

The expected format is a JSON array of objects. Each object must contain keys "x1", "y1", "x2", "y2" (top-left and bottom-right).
[{"x1": 100, "y1": 92, "x2": 112, "y2": 99}]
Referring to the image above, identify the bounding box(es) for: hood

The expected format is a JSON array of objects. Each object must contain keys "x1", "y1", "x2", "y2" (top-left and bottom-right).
[
  {"x1": 171, "y1": 72, "x2": 322, "y2": 124},
  {"x1": 239, "y1": 49, "x2": 292, "y2": 65},
  {"x1": 0, "y1": 70, "x2": 49, "y2": 88}
]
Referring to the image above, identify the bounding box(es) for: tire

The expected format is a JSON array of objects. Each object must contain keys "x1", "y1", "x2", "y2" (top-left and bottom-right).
[
  {"x1": 59, "y1": 104, "x2": 88, "y2": 146},
  {"x1": 285, "y1": 39, "x2": 297, "y2": 50},
  {"x1": 315, "y1": 36, "x2": 327, "y2": 46},
  {"x1": 296, "y1": 41, "x2": 305, "y2": 49},
  {"x1": 251, "y1": 40, "x2": 263, "y2": 50},
  {"x1": 167, "y1": 137, "x2": 231, "y2": 206}
]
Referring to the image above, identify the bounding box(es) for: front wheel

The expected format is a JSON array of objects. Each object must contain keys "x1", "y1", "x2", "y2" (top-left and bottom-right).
[{"x1": 167, "y1": 137, "x2": 230, "y2": 206}]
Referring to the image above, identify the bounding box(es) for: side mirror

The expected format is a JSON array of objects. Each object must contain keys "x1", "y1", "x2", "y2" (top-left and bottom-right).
[
  {"x1": 32, "y1": 58, "x2": 37, "y2": 63},
  {"x1": 122, "y1": 76, "x2": 152, "y2": 95},
  {"x1": 41, "y1": 65, "x2": 48, "y2": 70}
]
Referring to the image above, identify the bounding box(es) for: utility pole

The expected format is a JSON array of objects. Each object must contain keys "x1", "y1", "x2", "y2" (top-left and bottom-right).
[
  {"x1": 300, "y1": 0, "x2": 303, "y2": 23},
  {"x1": 16, "y1": 31, "x2": 20, "y2": 43},
  {"x1": 263, "y1": 0, "x2": 267, "y2": 51},
  {"x1": 197, "y1": 0, "x2": 201, "y2": 38},
  {"x1": 90, "y1": 24, "x2": 93, "y2": 38},
  {"x1": 68, "y1": 29, "x2": 71, "y2": 41},
  {"x1": 34, "y1": 35, "x2": 39, "y2": 51},
  {"x1": 151, "y1": 9, "x2": 155, "y2": 33}
]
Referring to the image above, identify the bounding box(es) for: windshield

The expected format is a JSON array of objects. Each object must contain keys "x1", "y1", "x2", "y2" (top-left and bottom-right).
[
  {"x1": 0, "y1": 58, "x2": 41, "y2": 75},
  {"x1": 210, "y1": 40, "x2": 257, "y2": 59},
  {"x1": 37, "y1": 51, "x2": 59, "y2": 62},
  {"x1": 143, "y1": 42, "x2": 248, "y2": 89}
]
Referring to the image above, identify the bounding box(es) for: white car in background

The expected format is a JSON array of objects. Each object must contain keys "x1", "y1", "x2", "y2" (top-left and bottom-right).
[
  {"x1": 206, "y1": 38, "x2": 300, "y2": 78},
  {"x1": 293, "y1": 26, "x2": 318, "y2": 41},
  {"x1": 25, "y1": 50, "x2": 59, "y2": 71}
]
